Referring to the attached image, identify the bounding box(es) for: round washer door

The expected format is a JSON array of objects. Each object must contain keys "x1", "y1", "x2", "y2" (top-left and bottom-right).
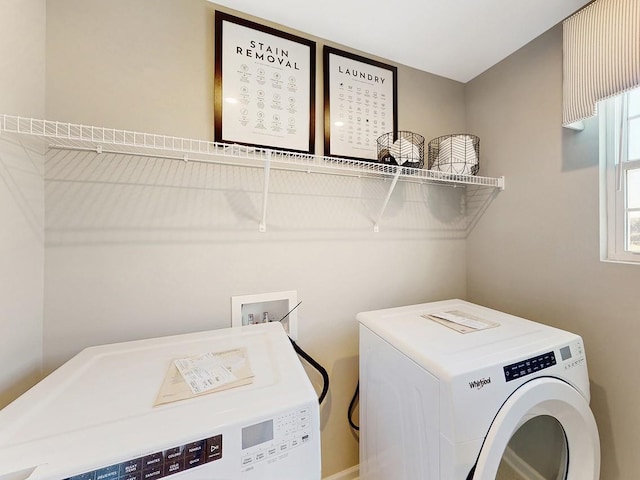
[{"x1": 472, "y1": 377, "x2": 600, "y2": 480}]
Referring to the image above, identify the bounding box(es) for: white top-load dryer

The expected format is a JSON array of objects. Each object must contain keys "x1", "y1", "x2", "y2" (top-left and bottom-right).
[
  {"x1": 0, "y1": 322, "x2": 321, "y2": 480},
  {"x1": 358, "y1": 299, "x2": 600, "y2": 480}
]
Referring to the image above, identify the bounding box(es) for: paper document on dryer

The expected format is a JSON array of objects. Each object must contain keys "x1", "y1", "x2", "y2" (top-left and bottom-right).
[
  {"x1": 154, "y1": 347, "x2": 254, "y2": 406},
  {"x1": 423, "y1": 310, "x2": 499, "y2": 334}
]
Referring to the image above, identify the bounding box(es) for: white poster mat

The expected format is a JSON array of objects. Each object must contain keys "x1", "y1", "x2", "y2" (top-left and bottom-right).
[
  {"x1": 219, "y1": 19, "x2": 313, "y2": 152},
  {"x1": 326, "y1": 51, "x2": 396, "y2": 160}
]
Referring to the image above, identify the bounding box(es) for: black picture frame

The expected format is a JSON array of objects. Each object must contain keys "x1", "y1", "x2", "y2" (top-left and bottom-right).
[
  {"x1": 323, "y1": 46, "x2": 398, "y2": 161},
  {"x1": 214, "y1": 12, "x2": 316, "y2": 154}
]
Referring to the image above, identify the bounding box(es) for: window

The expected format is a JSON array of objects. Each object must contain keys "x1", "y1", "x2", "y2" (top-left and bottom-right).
[{"x1": 600, "y1": 85, "x2": 640, "y2": 263}]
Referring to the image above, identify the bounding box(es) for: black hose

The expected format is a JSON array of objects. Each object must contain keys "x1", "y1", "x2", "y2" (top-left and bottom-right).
[
  {"x1": 348, "y1": 381, "x2": 359, "y2": 431},
  {"x1": 289, "y1": 337, "x2": 330, "y2": 405}
]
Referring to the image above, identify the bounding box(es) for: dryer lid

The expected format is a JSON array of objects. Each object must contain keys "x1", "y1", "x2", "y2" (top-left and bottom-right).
[{"x1": 357, "y1": 299, "x2": 580, "y2": 378}]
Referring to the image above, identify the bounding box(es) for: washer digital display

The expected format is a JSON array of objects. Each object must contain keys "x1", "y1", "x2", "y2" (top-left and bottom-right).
[{"x1": 242, "y1": 419, "x2": 274, "y2": 450}]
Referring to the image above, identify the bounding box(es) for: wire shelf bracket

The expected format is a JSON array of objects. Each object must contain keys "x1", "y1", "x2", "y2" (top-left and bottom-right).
[
  {"x1": 259, "y1": 151, "x2": 271, "y2": 233},
  {"x1": 374, "y1": 168, "x2": 402, "y2": 233}
]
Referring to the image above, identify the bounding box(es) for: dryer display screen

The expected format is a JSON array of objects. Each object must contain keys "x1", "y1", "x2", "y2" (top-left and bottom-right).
[{"x1": 503, "y1": 351, "x2": 556, "y2": 382}]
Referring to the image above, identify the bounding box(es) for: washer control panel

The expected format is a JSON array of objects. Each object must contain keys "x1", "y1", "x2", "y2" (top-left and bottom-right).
[
  {"x1": 503, "y1": 351, "x2": 556, "y2": 382},
  {"x1": 66, "y1": 435, "x2": 222, "y2": 480},
  {"x1": 240, "y1": 407, "x2": 312, "y2": 471}
]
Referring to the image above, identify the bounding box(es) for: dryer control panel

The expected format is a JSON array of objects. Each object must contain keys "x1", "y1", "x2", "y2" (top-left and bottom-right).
[{"x1": 503, "y1": 351, "x2": 556, "y2": 382}]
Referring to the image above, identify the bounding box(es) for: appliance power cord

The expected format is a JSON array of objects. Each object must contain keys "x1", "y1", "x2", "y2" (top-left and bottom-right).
[
  {"x1": 289, "y1": 337, "x2": 329, "y2": 405},
  {"x1": 348, "y1": 381, "x2": 359, "y2": 431},
  {"x1": 278, "y1": 301, "x2": 329, "y2": 405}
]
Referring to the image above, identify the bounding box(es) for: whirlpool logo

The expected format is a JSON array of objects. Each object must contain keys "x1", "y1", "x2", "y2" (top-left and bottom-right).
[{"x1": 469, "y1": 377, "x2": 491, "y2": 390}]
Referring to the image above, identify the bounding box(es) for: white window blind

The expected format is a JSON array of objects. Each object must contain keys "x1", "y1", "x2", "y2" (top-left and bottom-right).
[{"x1": 562, "y1": 0, "x2": 640, "y2": 126}]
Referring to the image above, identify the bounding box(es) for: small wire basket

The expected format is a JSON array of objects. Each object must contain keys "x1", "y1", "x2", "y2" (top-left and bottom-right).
[
  {"x1": 427, "y1": 134, "x2": 480, "y2": 175},
  {"x1": 376, "y1": 131, "x2": 425, "y2": 169}
]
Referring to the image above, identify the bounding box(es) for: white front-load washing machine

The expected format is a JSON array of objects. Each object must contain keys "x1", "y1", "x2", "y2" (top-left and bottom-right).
[
  {"x1": 357, "y1": 299, "x2": 600, "y2": 480},
  {"x1": 0, "y1": 322, "x2": 321, "y2": 480}
]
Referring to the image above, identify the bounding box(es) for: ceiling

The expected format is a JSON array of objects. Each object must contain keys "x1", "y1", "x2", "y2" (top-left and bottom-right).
[{"x1": 210, "y1": 0, "x2": 591, "y2": 83}]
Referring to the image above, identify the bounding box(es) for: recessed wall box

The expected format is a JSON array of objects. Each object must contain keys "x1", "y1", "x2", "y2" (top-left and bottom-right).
[{"x1": 231, "y1": 290, "x2": 298, "y2": 340}]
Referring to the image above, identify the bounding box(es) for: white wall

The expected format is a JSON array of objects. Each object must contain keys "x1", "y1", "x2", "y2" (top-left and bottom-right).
[
  {"x1": 43, "y1": 0, "x2": 472, "y2": 475},
  {"x1": 0, "y1": 0, "x2": 46, "y2": 408},
  {"x1": 466, "y1": 25, "x2": 640, "y2": 480}
]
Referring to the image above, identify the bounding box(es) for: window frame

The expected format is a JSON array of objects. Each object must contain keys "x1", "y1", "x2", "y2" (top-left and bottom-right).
[{"x1": 600, "y1": 88, "x2": 640, "y2": 264}]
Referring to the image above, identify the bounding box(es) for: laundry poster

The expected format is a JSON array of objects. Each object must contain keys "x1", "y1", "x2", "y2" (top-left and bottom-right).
[{"x1": 324, "y1": 46, "x2": 397, "y2": 160}]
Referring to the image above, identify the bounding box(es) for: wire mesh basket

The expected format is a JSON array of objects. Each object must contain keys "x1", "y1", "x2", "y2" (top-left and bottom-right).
[
  {"x1": 376, "y1": 131, "x2": 425, "y2": 169},
  {"x1": 427, "y1": 134, "x2": 480, "y2": 175}
]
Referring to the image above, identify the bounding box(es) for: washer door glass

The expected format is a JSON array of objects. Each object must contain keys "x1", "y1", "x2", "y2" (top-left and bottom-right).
[{"x1": 496, "y1": 415, "x2": 568, "y2": 480}]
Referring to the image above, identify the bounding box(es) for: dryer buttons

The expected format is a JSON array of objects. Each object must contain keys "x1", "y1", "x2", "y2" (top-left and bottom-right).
[{"x1": 503, "y1": 351, "x2": 556, "y2": 382}]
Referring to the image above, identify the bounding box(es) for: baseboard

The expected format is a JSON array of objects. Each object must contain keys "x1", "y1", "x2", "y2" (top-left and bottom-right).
[
  {"x1": 322, "y1": 465, "x2": 359, "y2": 480},
  {"x1": 503, "y1": 447, "x2": 545, "y2": 480}
]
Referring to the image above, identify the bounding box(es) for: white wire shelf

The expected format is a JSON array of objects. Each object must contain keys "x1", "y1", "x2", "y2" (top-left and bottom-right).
[{"x1": 0, "y1": 114, "x2": 505, "y2": 231}]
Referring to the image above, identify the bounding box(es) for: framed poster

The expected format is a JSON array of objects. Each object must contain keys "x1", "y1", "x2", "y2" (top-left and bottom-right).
[
  {"x1": 214, "y1": 12, "x2": 316, "y2": 154},
  {"x1": 323, "y1": 46, "x2": 398, "y2": 161}
]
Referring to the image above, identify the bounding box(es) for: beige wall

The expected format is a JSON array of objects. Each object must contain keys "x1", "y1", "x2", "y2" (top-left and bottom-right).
[
  {"x1": 466, "y1": 25, "x2": 640, "y2": 479},
  {"x1": 12, "y1": 1, "x2": 629, "y2": 477},
  {"x1": 43, "y1": 0, "x2": 469, "y2": 476},
  {"x1": 0, "y1": 0, "x2": 45, "y2": 408}
]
